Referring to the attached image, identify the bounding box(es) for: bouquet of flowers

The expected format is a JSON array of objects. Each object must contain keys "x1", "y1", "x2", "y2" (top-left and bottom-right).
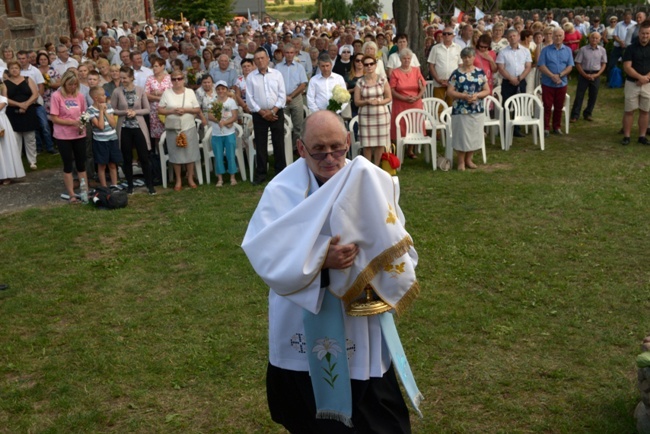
[
  {"x1": 210, "y1": 99, "x2": 224, "y2": 123},
  {"x1": 327, "y1": 84, "x2": 351, "y2": 113},
  {"x1": 43, "y1": 73, "x2": 51, "y2": 89},
  {"x1": 79, "y1": 112, "x2": 91, "y2": 134}
]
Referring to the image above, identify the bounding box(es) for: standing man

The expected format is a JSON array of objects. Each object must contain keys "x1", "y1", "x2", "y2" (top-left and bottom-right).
[
  {"x1": 621, "y1": 21, "x2": 650, "y2": 145},
  {"x1": 209, "y1": 54, "x2": 238, "y2": 88},
  {"x1": 609, "y1": 11, "x2": 636, "y2": 80},
  {"x1": 275, "y1": 45, "x2": 308, "y2": 147},
  {"x1": 306, "y1": 54, "x2": 346, "y2": 112},
  {"x1": 51, "y1": 44, "x2": 78, "y2": 77},
  {"x1": 246, "y1": 48, "x2": 287, "y2": 184},
  {"x1": 242, "y1": 110, "x2": 420, "y2": 433},
  {"x1": 570, "y1": 32, "x2": 607, "y2": 123},
  {"x1": 427, "y1": 27, "x2": 461, "y2": 104},
  {"x1": 131, "y1": 51, "x2": 153, "y2": 89},
  {"x1": 537, "y1": 28, "x2": 574, "y2": 136},
  {"x1": 454, "y1": 24, "x2": 473, "y2": 49},
  {"x1": 496, "y1": 29, "x2": 532, "y2": 138}
]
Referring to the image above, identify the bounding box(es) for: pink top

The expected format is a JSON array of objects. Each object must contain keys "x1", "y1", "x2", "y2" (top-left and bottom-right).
[
  {"x1": 50, "y1": 90, "x2": 87, "y2": 140},
  {"x1": 473, "y1": 50, "x2": 497, "y2": 93}
]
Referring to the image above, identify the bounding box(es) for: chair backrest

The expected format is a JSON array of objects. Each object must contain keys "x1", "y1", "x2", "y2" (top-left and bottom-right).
[
  {"x1": 349, "y1": 116, "x2": 359, "y2": 143},
  {"x1": 303, "y1": 105, "x2": 311, "y2": 119},
  {"x1": 422, "y1": 97, "x2": 449, "y2": 122},
  {"x1": 395, "y1": 109, "x2": 435, "y2": 139},
  {"x1": 240, "y1": 113, "x2": 253, "y2": 138},
  {"x1": 483, "y1": 95, "x2": 501, "y2": 120},
  {"x1": 533, "y1": 85, "x2": 542, "y2": 101},
  {"x1": 492, "y1": 85, "x2": 502, "y2": 104},
  {"x1": 503, "y1": 93, "x2": 542, "y2": 120},
  {"x1": 424, "y1": 80, "x2": 435, "y2": 99}
]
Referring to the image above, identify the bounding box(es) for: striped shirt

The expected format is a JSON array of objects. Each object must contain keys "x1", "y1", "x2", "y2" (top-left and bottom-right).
[{"x1": 87, "y1": 105, "x2": 118, "y2": 141}]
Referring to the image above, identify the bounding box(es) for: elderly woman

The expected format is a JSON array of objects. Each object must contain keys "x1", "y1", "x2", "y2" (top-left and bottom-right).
[
  {"x1": 110, "y1": 66, "x2": 155, "y2": 195},
  {"x1": 354, "y1": 55, "x2": 392, "y2": 166},
  {"x1": 145, "y1": 57, "x2": 172, "y2": 148},
  {"x1": 447, "y1": 47, "x2": 490, "y2": 171},
  {"x1": 49, "y1": 70, "x2": 88, "y2": 201},
  {"x1": 157, "y1": 69, "x2": 201, "y2": 191},
  {"x1": 333, "y1": 44, "x2": 353, "y2": 77},
  {"x1": 390, "y1": 48, "x2": 426, "y2": 159},
  {"x1": 5, "y1": 60, "x2": 39, "y2": 170},
  {"x1": 362, "y1": 41, "x2": 386, "y2": 79},
  {"x1": 563, "y1": 22, "x2": 581, "y2": 54},
  {"x1": 473, "y1": 34, "x2": 497, "y2": 95},
  {"x1": 491, "y1": 23, "x2": 509, "y2": 53}
]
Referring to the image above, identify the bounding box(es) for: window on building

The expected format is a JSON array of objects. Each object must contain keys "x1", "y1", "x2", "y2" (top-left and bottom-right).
[{"x1": 5, "y1": 0, "x2": 22, "y2": 17}]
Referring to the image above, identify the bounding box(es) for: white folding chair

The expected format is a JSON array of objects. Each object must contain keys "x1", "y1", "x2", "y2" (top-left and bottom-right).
[
  {"x1": 424, "y1": 80, "x2": 436, "y2": 99},
  {"x1": 492, "y1": 85, "x2": 502, "y2": 105},
  {"x1": 158, "y1": 125, "x2": 205, "y2": 188},
  {"x1": 534, "y1": 85, "x2": 571, "y2": 134},
  {"x1": 503, "y1": 93, "x2": 544, "y2": 151},
  {"x1": 348, "y1": 116, "x2": 361, "y2": 159},
  {"x1": 203, "y1": 124, "x2": 247, "y2": 184},
  {"x1": 395, "y1": 109, "x2": 437, "y2": 170},
  {"x1": 440, "y1": 107, "x2": 454, "y2": 163},
  {"x1": 483, "y1": 95, "x2": 505, "y2": 153},
  {"x1": 422, "y1": 97, "x2": 450, "y2": 150}
]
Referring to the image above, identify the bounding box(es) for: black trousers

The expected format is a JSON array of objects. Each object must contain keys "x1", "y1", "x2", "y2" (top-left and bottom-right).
[
  {"x1": 502, "y1": 79, "x2": 527, "y2": 134},
  {"x1": 120, "y1": 127, "x2": 152, "y2": 189},
  {"x1": 571, "y1": 72, "x2": 601, "y2": 119},
  {"x1": 267, "y1": 363, "x2": 411, "y2": 434},
  {"x1": 58, "y1": 138, "x2": 86, "y2": 173},
  {"x1": 252, "y1": 110, "x2": 286, "y2": 182}
]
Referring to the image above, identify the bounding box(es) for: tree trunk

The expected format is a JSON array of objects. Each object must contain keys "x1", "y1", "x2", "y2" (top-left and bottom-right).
[{"x1": 393, "y1": 0, "x2": 423, "y2": 75}]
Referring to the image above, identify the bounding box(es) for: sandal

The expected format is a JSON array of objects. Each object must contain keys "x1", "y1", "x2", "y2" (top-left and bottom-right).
[
  {"x1": 408, "y1": 153, "x2": 418, "y2": 159},
  {"x1": 216, "y1": 180, "x2": 223, "y2": 187},
  {"x1": 230, "y1": 178, "x2": 237, "y2": 186},
  {"x1": 69, "y1": 196, "x2": 80, "y2": 204}
]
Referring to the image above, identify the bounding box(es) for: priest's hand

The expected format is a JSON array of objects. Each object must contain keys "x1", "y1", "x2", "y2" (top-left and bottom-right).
[{"x1": 323, "y1": 235, "x2": 359, "y2": 270}]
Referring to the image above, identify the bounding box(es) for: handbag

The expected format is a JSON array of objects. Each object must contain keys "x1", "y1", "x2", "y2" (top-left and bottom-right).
[
  {"x1": 380, "y1": 144, "x2": 400, "y2": 176},
  {"x1": 437, "y1": 156, "x2": 451, "y2": 171},
  {"x1": 164, "y1": 90, "x2": 185, "y2": 130}
]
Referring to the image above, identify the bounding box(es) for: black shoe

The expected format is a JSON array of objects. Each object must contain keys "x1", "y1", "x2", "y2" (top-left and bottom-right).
[
  {"x1": 544, "y1": 130, "x2": 550, "y2": 138},
  {"x1": 639, "y1": 137, "x2": 649, "y2": 145},
  {"x1": 513, "y1": 131, "x2": 526, "y2": 138},
  {"x1": 552, "y1": 129, "x2": 563, "y2": 135},
  {"x1": 47, "y1": 149, "x2": 59, "y2": 155},
  {"x1": 0, "y1": 284, "x2": 8, "y2": 291},
  {"x1": 622, "y1": 137, "x2": 631, "y2": 146},
  {"x1": 251, "y1": 177, "x2": 266, "y2": 186},
  {"x1": 148, "y1": 187, "x2": 157, "y2": 195},
  {"x1": 127, "y1": 187, "x2": 134, "y2": 195}
]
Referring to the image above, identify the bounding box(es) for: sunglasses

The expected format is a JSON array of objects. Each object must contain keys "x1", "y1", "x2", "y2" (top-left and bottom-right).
[
  {"x1": 171, "y1": 77, "x2": 184, "y2": 81},
  {"x1": 341, "y1": 51, "x2": 351, "y2": 54},
  {"x1": 304, "y1": 147, "x2": 348, "y2": 161},
  {"x1": 442, "y1": 32, "x2": 454, "y2": 36},
  {"x1": 363, "y1": 62, "x2": 376, "y2": 67},
  {"x1": 354, "y1": 59, "x2": 364, "y2": 62}
]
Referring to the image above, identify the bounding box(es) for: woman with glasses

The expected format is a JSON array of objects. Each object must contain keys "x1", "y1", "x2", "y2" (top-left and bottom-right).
[
  {"x1": 333, "y1": 45, "x2": 353, "y2": 77},
  {"x1": 390, "y1": 48, "x2": 425, "y2": 159},
  {"x1": 362, "y1": 41, "x2": 386, "y2": 79},
  {"x1": 447, "y1": 47, "x2": 490, "y2": 171},
  {"x1": 158, "y1": 70, "x2": 201, "y2": 191},
  {"x1": 604, "y1": 16, "x2": 618, "y2": 45},
  {"x1": 473, "y1": 34, "x2": 497, "y2": 95},
  {"x1": 347, "y1": 53, "x2": 366, "y2": 121},
  {"x1": 354, "y1": 55, "x2": 392, "y2": 166},
  {"x1": 145, "y1": 57, "x2": 172, "y2": 150}
]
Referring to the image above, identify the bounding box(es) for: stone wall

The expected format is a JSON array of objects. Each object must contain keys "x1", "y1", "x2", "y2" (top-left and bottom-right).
[{"x1": 0, "y1": 0, "x2": 147, "y2": 51}]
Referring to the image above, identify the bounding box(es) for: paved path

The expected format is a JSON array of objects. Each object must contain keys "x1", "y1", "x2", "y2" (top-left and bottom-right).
[{"x1": 0, "y1": 169, "x2": 67, "y2": 214}]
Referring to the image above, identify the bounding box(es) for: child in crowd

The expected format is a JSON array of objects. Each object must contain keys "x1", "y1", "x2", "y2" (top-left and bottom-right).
[
  {"x1": 87, "y1": 86, "x2": 122, "y2": 188},
  {"x1": 208, "y1": 80, "x2": 238, "y2": 187},
  {"x1": 86, "y1": 70, "x2": 100, "y2": 106}
]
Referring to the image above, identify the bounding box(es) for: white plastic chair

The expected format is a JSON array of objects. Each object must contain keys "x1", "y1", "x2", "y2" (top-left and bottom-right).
[
  {"x1": 492, "y1": 85, "x2": 502, "y2": 105},
  {"x1": 395, "y1": 109, "x2": 437, "y2": 170},
  {"x1": 534, "y1": 85, "x2": 571, "y2": 134},
  {"x1": 483, "y1": 95, "x2": 505, "y2": 152},
  {"x1": 422, "y1": 97, "x2": 450, "y2": 150},
  {"x1": 157, "y1": 127, "x2": 205, "y2": 189},
  {"x1": 424, "y1": 80, "x2": 436, "y2": 99},
  {"x1": 348, "y1": 116, "x2": 361, "y2": 159},
  {"x1": 503, "y1": 94, "x2": 544, "y2": 151},
  {"x1": 203, "y1": 123, "x2": 247, "y2": 184},
  {"x1": 440, "y1": 107, "x2": 454, "y2": 163},
  {"x1": 247, "y1": 114, "x2": 294, "y2": 182}
]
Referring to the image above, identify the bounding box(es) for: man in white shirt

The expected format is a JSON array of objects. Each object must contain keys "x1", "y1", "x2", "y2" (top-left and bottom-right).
[
  {"x1": 544, "y1": 12, "x2": 560, "y2": 28},
  {"x1": 246, "y1": 48, "x2": 287, "y2": 185},
  {"x1": 51, "y1": 44, "x2": 79, "y2": 77},
  {"x1": 292, "y1": 37, "x2": 313, "y2": 78},
  {"x1": 113, "y1": 36, "x2": 132, "y2": 66},
  {"x1": 275, "y1": 45, "x2": 308, "y2": 147},
  {"x1": 307, "y1": 54, "x2": 346, "y2": 112},
  {"x1": 454, "y1": 24, "x2": 473, "y2": 49},
  {"x1": 131, "y1": 51, "x2": 153, "y2": 89},
  {"x1": 427, "y1": 27, "x2": 461, "y2": 104}
]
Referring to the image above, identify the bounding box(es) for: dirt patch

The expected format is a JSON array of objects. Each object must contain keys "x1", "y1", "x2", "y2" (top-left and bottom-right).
[{"x1": 0, "y1": 168, "x2": 66, "y2": 215}]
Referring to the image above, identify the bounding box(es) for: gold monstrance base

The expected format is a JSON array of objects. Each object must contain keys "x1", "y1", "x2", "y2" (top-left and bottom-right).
[{"x1": 347, "y1": 285, "x2": 392, "y2": 317}]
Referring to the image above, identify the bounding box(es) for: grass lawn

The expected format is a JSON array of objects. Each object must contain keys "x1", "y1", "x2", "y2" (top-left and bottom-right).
[
  {"x1": 265, "y1": 0, "x2": 316, "y2": 22},
  {"x1": 1, "y1": 82, "x2": 648, "y2": 432}
]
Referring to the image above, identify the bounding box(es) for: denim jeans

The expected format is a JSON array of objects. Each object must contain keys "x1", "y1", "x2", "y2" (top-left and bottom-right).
[{"x1": 34, "y1": 105, "x2": 54, "y2": 152}]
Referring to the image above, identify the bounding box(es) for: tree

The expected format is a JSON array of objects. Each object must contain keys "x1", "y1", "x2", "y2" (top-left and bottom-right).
[
  {"x1": 349, "y1": 0, "x2": 383, "y2": 17},
  {"x1": 394, "y1": 0, "x2": 423, "y2": 75},
  {"x1": 155, "y1": 0, "x2": 234, "y2": 26},
  {"x1": 311, "y1": 0, "x2": 352, "y2": 22}
]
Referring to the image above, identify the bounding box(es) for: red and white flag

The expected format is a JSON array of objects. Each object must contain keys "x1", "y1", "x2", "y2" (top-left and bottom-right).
[{"x1": 453, "y1": 7, "x2": 465, "y2": 22}]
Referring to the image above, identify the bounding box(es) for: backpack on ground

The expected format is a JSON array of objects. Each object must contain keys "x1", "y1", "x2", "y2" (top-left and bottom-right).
[{"x1": 91, "y1": 186, "x2": 128, "y2": 209}]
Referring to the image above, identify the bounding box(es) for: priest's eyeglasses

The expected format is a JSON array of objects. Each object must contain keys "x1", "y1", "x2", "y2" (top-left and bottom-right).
[{"x1": 304, "y1": 146, "x2": 348, "y2": 161}]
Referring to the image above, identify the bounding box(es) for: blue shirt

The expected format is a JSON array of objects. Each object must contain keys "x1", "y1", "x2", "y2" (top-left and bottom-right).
[
  {"x1": 274, "y1": 60, "x2": 308, "y2": 94},
  {"x1": 538, "y1": 44, "x2": 574, "y2": 88}
]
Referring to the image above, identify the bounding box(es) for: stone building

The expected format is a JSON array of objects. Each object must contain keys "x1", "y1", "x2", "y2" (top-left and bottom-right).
[{"x1": 0, "y1": 0, "x2": 153, "y2": 50}]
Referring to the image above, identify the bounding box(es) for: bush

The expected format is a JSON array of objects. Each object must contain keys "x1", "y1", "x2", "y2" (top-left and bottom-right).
[{"x1": 289, "y1": 0, "x2": 294, "y2": 4}]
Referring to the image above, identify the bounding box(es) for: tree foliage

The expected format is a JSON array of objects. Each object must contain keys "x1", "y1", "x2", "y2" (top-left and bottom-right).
[
  {"x1": 155, "y1": 0, "x2": 234, "y2": 26},
  {"x1": 311, "y1": 0, "x2": 352, "y2": 22},
  {"x1": 349, "y1": 0, "x2": 383, "y2": 17}
]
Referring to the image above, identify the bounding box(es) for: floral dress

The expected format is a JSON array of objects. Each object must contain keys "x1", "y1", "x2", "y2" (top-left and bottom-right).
[
  {"x1": 448, "y1": 67, "x2": 487, "y2": 152},
  {"x1": 145, "y1": 74, "x2": 172, "y2": 139},
  {"x1": 42, "y1": 67, "x2": 60, "y2": 114}
]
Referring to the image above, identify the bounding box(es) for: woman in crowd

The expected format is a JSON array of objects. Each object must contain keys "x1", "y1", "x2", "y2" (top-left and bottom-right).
[
  {"x1": 202, "y1": 48, "x2": 214, "y2": 72},
  {"x1": 447, "y1": 47, "x2": 490, "y2": 171},
  {"x1": 520, "y1": 30, "x2": 537, "y2": 94},
  {"x1": 2, "y1": 47, "x2": 15, "y2": 65},
  {"x1": 196, "y1": 74, "x2": 216, "y2": 123},
  {"x1": 49, "y1": 70, "x2": 87, "y2": 202},
  {"x1": 0, "y1": 81, "x2": 26, "y2": 185},
  {"x1": 333, "y1": 45, "x2": 353, "y2": 77},
  {"x1": 5, "y1": 61, "x2": 39, "y2": 170},
  {"x1": 362, "y1": 41, "x2": 386, "y2": 79},
  {"x1": 347, "y1": 53, "x2": 366, "y2": 120},
  {"x1": 473, "y1": 34, "x2": 497, "y2": 96},
  {"x1": 491, "y1": 23, "x2": 509, "y2": 53},
  {"x1": 110, "y1": 66, "x2": 155, "y2": 195},
  {"x1": 145, "y1": 57, "x2": 172, "y2": 151},
  {"x1": 563, "y1": 22, "x2": 581, "y2": 54},
  {"x1": 157, "y1": 70, "x2": 201, "y2": 191},
  {"x1": 37, "y1": 51, "x2": 60, "y2": 115},
  {"x1": 171, "y1": 59, "x2": 185, "y2": 75},
  {"x1": 604, "y1": 16, "x2": 617, "y2": 45},
  {"x1": 103, "y1": 64, "x2": 122, "y2": 98},
  {"x1": 354, "y1": 55, "x2": 392, "y2": 166},
  {"x1": 309, "y1": 47, "x2": 319, "y2": 77},
  {"x1": 234, "y1": 58, "x2": 254, "y2": 114},
  {"x1": 96, "y1": 58, "x2": 111, "y2": 85},
  {"x1": 390, "y1": 48, "x2": 426, "y2": 159}
]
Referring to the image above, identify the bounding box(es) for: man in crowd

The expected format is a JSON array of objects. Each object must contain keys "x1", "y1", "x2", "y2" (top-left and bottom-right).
[
  {"x1": 388, "y1": 34, "x2": 421, "y2": 77},
  {"x1": 242, "y1": 110, "x2": 418, "y2": 434},
  {"x1": 571, "y1": 32, "x2": 607, "y2": 123},
  {"x1": 625, "y1": 11, "x2": 647, "y2": 47},
  {"x1": 454, "y1": 23, "x2": 473, "y2": 49},
  {"x1": 537, "y1": 28, "x2": 574, "y2": 137},
  {"x1": 544, "y1": 12, "x2": 560, "y2": 28},
  {"x1": 496, "y1": 28, "x2": 532, "y2": 138},
  {"x1": 51, "y1": 44, "x2": 78, "y2": 76},
  {"x1": 609, "y1": 11, "x2": 636, "y2": 79},
  {"x1": 306, "y1": 54, "x2": 346, "y2": 112},
  {"x1": 621, "y1": 20, "x2": 650, "y2": 145},
  {"x1": 246, "y1": 48, "x2": 287, "y2": 185},
  {"x1": 275, "y1": 45, "x2": 308, "y2": 147},
  {"x1": 427, "y1": 27, "x2": 461, "y2": 104},
  {"x1": 131, "y1": 51, "x2": 153, "y2": 89},
  {"x1": 209, "y1": 54, "x2": 238, "y2": 88}
]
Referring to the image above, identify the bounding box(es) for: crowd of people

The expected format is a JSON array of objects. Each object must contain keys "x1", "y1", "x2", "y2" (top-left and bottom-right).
[{"x1": 0, "y1": 8, "x2": 645, "y2": 190}]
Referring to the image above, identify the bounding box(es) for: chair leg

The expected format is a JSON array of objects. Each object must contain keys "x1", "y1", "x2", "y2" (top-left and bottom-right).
[
  {"x1": 195, "y1": 161, "x2": 204, "y2": 185},
  {"x1": 205, "y1": 153, "x2": 211, "y2": 184}
]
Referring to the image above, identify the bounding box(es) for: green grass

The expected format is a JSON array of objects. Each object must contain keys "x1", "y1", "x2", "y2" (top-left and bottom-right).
[
  {"x1": 1, "y1": 83, "x2": 648, "y2": 432},
  {"x1": 266, "y1": 0, "x2": 315, "y2": 22}
]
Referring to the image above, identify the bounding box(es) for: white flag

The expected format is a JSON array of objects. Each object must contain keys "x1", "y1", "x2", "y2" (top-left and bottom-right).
[{"x1": 475, "y1": 7, "x2": 485, "y2": 21}]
